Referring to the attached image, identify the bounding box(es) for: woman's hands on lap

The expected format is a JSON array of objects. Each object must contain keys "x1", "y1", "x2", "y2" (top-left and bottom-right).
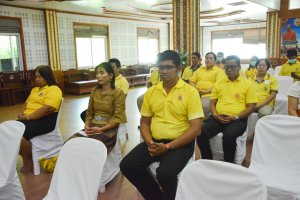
[
  {"x1": 85, "y1": 127, "x2": 103, "y2": 135},
  {"x1": 18, "y1": 114, "x2": 29, "y2": 121}
]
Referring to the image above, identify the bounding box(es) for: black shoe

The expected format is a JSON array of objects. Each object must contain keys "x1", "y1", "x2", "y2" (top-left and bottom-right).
[{"x1": 138, "y1": 126, "x2": 140, "y2": 129}]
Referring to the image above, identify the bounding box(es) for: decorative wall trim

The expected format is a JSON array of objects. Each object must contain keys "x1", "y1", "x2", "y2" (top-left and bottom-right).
[
  {"x1": 200, "y1": 7, "x2": 224, "y2": 15},
  {"x1": 266, "y1": 11, "x2": 280, "y2": 58}
]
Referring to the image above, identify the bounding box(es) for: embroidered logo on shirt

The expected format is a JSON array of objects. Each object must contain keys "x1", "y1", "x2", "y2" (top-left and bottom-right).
[
  {"x1": 296, "y1": 68, "x2": 299, "y2": 71},
  {"x1": 235, "y1": 93, "x2": 240, "y2": 99},
  {"x1": 178, "y1": 94, "x2": 183, "y2": 101},
  {"x1": 264, "y1": 86, "x2": 269, "y2": 91},
  {"x1": 38, "y1": 92, "x2": 44, "y2": 97}
]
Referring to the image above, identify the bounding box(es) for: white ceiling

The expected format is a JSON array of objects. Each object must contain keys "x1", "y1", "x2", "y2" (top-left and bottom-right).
[{"x1": 0, "y1": 0, "x2": 274, "y2": 26}]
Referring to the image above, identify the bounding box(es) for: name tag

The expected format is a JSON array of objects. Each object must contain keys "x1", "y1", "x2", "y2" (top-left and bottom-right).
[{"x1": 265, "y1": 80, "x2": 270, "y2": 85}]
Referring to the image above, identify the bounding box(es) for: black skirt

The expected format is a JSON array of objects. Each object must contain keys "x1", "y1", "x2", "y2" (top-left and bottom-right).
[{"x1": 20, "y1": 112, "x2": 58, "y2": 140}]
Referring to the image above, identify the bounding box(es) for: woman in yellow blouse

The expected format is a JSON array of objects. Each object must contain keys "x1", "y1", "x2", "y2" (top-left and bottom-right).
[
  {"x1": 245, "y1": 56, "x2": 259, "y2": 79},
  {"x1": 67, "y1": 62, "x2": 127, "y2": 154},
  {"x1": 18, "y1": 65, "x2": 62, "y2": 172}
]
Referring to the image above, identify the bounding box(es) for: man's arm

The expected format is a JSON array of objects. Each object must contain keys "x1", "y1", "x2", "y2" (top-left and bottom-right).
[
  {"x1": 189, "y1": 81, "x2": 196, "y2": 88},
  {"x1": 140, "y1": 116, "x2": 153, "y2": 146}
]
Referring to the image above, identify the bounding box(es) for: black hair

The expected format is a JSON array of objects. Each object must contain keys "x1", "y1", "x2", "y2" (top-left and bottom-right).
[
  {"x1": 109, "y1": 58, "x2": 121, "y2": 68},
  {"x1": 256, "y1": 58, "x2": 270, "y2": 70},
  {"x1": 95, "y1": 62, "x2": 115, "y2": 89},
  {"x1": 224, "y1": 55, "x2": 241, "y2": 66},
  {"x1": 192, "y1": 52, "x2": 201, "y2": 59},
  {"x1": 205, "y1": 52, "x2": 217, "y2": 60},
  {"x1": 157, "y1": 50, "x2": 181, "y2": 67},
  {"x1": 287, "y1": 49, "x2": 298, "y2": 58},
  {"x1": 248, "y1": 56, "x2": 259, "y2": 70},
  {"x1": 34, "y1": 65, "x2": 57, "y2": 86}
]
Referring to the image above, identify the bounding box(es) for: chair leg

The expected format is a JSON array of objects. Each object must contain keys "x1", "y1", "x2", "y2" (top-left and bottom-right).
[
  {"x1": 134, "y1": 188, "x2": 139, "y2": 200},
  {"x1": 126, "y1": 133, "x2": 129, "y2": 140},
  {"x1": 99, "y1": 186, "x2": 106, "y2": 193},
  {"x1": 33, "y1": 161, "x2": 40, "y2": 175}
]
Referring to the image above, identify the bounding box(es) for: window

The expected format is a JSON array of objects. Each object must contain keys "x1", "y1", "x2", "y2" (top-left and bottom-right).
[
  {"x1": 0, "y1": 18, "x2": 23, "y2": 72},
  {"x1": 137, "y1": 28, "x2": 159, "y2": 64},
  {"x1": 74, "y1": 24, "x2": 108, "y2": 69},
  {"x1": 212, "y1": 28, "x2": 266, "y2": 59}
]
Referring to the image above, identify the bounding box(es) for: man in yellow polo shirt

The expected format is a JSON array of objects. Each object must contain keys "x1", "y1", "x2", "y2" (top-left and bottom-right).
[
  {"x1": 182, "y1": 52, "x2": 201, "y2": 83},
  {"x1": 190, "y1": 52, "x2": 225, "y2": 120},
  {"x1": 197, "y1": 55, "x2": 258, "y2": 163},
  {"x1": 110, "y1": 58, "x2": 129, "y2": 98},
  {"x1": 121, "y1": 50, "x2": 203, "y2": 200},
  {"x1": 278, "y1": 49, "x2": 300, "y2": 82}
]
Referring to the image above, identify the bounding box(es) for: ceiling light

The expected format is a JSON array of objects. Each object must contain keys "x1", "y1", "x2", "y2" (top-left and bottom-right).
[{"x1": 228, "y1": 1, "x2": 248, "y2": 6}]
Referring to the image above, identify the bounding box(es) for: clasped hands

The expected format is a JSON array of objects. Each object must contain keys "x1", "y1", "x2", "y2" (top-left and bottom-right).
[
  {"x1": 84, "y1": 126, "x2": 103, "y2": 135},
  {"x1": 18, "y1": 113, "x2": 28, "y2": 121},
  {"x1": 147, "y1": 140, "x2": 167, "y2": 157},
  {"x1": 213, "y1": 113, "x2": 236, "y2": 124},
  {"x1": 291, "y1": 74, "x2": 300, "y2": 79}
]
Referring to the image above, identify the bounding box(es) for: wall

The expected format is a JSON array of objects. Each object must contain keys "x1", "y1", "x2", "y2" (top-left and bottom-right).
[
  {"x1": 248, "y1": 0, "x2": 280, "y2": 10},
  {"x1": 56, "y1": 13, "x2": 169, "y2": 71},
  {"x1": 202, "y1": 22, "x2": 267, "y2": 55},
  {"x1": 0, "y1": 5, "x2": 49, "y2": 70}
]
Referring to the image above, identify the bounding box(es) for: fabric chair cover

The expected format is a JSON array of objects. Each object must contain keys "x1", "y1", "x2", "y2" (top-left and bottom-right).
[
  {"x1": 249, "y1": 115, "x2": 300, "y2": 200},
  {"x1": 0, "y1": 121, "x2": 26, "y2": 200},
  {"x1": 267, "y1": 68, "x2": 275, "y2": 76},
  {"x1": 274, "y1": 76, "x2": 293, "y2": 115},
  {"x1": 117, "y1": 123, "x2": 127, "y2": 137},
  {"x1": 77, "y1": 129, "x2": 122, "y2": 187},
  {"x1": 248, "y1": 112, "x2": 259, "y2": 133},
  {"x1": 274, "y1": 66, "x2": 282, "y2": 77},
  {"x1": 43, "y1": 138, "x2": 107, "y2": 200},
  {"x1": 175, "y1": 160, "x2": 267, "y2": 200},
  {"x1": 30, "y1": 97, "x2": 64, "y2": 162},
  {"x1": 209, "y1": 129, "x2": 247, "y2": 164}
]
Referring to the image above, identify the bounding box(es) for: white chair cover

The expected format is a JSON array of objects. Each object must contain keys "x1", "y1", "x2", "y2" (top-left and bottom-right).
[
  {"x1": 30, "y1": 97, "x2": 64, "y2": 162},
  {"x1": 209, "y1": 129, "x2": 247, "y2": 164},
  {"x1": 175, "y1": 160, "x2": 267, "y2": 200},
  {"x1": 248, "y1": 112, "x2": 259, "y2": 133},
  {"x1": 274, "y1": 66, "x2": 282, "y2": 77},
  {"x1": 117, "y1": 123, "x2": 127, "y2": 137},
  {"x1": 0, "y1": 121, "x2": 26, "y2": 200},
  {"x1": 43, "y1": 138, "x2": 107, "y2": 200},
  {"x1": 267, "y1": 68, "x2": 275, "y2": 76},
  {"x1": 274, "y1": 76, "x2": 293, "y2": 115},
  {"x1": 249, "y1": 115, "x2": 300, "y2": 200}
]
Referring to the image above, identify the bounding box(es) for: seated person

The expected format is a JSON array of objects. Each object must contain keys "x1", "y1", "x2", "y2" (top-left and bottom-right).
[
  {"x1": 18, "y1": 65, "x2": 62, "y2": 172},
  {"x1": 249, "y1": 59, "x2": 278, "y2": 118},
  {"x1": 245, "y1": 56, "x2": 259, "y2": 79},
  {"x1": 189, "y1": 52, "x2": 225, "y2": 120},
  {"x1": 197, "y1": 55, "x2": 258, "y2": 163},
  {"x1": 278, "y1": 48, "x2": 300, "y2": 82},
  {"x1": 216, "y1": 52, "x2": 225, "y2": 70},
  {"x1": 80, "y1": 58, "x2": 129, "y2": 122},
  {"x1": 288, "y1": 81, "x2": 300, "y2": 117},
  {"x1": 67, "y1": 62, "x2": 127, "y2": 154},
  {"x1": 182, "y1": 52, "x2": 201, "y2": 83},
  {"x1": 120, "y1": 50, "x2": 203, "y2": 200}
]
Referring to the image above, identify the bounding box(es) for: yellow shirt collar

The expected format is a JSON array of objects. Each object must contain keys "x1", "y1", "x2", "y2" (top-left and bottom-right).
[
  {"x1": 226, "y1": 75, "x2": 242, "y2": 82},
  {"x1": 251, "y1": 73, "x2": 270, "y2": 81},
  {"x1": 201, "y1": 66, "x2": 217, "y2": 71},
  {"x1": 36, "y1": 85, "x2": 49, "y2": 91},
  {"x1": 116, "y1": 74, "x2": 123, "y2": 80},
  {"x1": 157, "y1": 78, "x2": 185, "y2": 90}
]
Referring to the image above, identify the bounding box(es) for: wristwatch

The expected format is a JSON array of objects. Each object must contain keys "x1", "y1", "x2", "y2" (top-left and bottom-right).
[
  {"x1": 166, "y1": 143, "x2": 173, "y2": 151},
  {"x1": 235, "y1": 116, "x2": 239, "y2": 121}
]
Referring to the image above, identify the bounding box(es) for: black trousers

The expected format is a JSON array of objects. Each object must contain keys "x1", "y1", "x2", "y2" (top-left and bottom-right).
[
  {"x1": 80, "y1": 109, "x2": 87, "y2": 122},
  {"x1": 120, "y1": 138, "x2": 195, "y2": 200},
  {"x1": 197, "y1": 115, "x2": 248, "y2": 163}
]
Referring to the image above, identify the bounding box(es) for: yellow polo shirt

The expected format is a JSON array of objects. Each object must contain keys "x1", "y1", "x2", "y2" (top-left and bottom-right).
[
  {"x1": 141, "y1": 78, "x2": 204, "y2": 140},
  {"x1": 25, "y1": 85, "x2": 62, "y2": 115},
  {"x1": 211, "y1": 76, "x2": 258, "y2": 116},
  {"x1": 249, "y1": 74, "x2": 278, "y2": 107},
  {"x1": 244, "y1": 67, "x2": 257, "y2": 79},
  {"x1": 148, "y1": 69, "x2": 161, "y2": 85},
  {"x1": 182, "y1": 65, "x2": 201, "y2": 82},
  {"x1": 278, "y1": 61, "x2": 300, "y2": 82},
  {"x1": 115, "y1": 74, "x2": 129, "y2": 94},
  {"x1": 189, "y1": 66, "x2": 225, "y2": 97}
]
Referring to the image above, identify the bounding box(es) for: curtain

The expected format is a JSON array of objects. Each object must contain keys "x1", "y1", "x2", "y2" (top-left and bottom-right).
[
  {"x1": 75, "y1": 25, "x2": 108, "y2": 38},
  {"x1": 0, "y1": 18, "x2": 20, "y2": 33},
  {"x1": 138, "y1": 29, "x2": 159, "y2": 39}
]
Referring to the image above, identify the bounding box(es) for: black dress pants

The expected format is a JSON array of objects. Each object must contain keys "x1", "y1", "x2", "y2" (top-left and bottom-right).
[
  {"x1": 120, "y1": 138, "x2": 194, "y2": 200},
  {"x1": 197, "y1": 115, "x2": 247, "y2": 163}
]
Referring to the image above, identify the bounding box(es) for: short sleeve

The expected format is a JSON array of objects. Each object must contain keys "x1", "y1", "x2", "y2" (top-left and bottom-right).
[
  {"x1": 287, "y1": 81, "x2": 300, "y2": 98},
  {"x1": 85, "y1": 88, "x2": 96, "y2": 121},
  {"x1": 210, "y1": 82, "x2": 219, "y2": 100},
  {"x1": 216, "y1": 70, "x2": 226, "y2": 81},
  {"x1": 187, "y1": 88, "x2": 204, "y2": 120},
  {"x1": 189, "y1": 71, "x2": 197, "y2": 83},
  {"x1": 44, "y1": 86, "x2": 62, "y2": 110},
  {"x1": 120, "y1": 77, "x2": 129, "y2": 94},
  {"x1": 270, "y1": 77, "x2": 278, "y2": 93},
  {"x1": 182, "y1": 68, "x2": 188, "y2": 81},
  {"x1": 140, "y1": 88, "x2": 154, "y2": 117},
  {"x1": 108, "y1": 89, "x2": 127, "y2": 124},
  {"x1": 246, "y1": 83, "x2": 258, "y2": 104}
]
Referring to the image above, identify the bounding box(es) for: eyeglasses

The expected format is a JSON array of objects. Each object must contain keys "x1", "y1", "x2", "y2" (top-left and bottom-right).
[
  {"x1": 158, "y1": 65, "x2": 177, "y2": 71},
  {"x1": 224, "y1": 65, "x2": 238, "y2": 70}
]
